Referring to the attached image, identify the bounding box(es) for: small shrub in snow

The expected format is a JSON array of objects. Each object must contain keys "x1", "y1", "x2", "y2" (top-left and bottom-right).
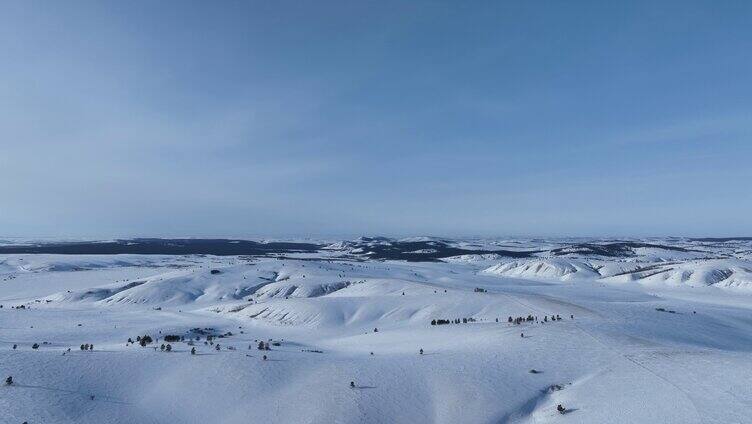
[{"x1": 546, "y1": 384, "x2": 563, "y2": 393}]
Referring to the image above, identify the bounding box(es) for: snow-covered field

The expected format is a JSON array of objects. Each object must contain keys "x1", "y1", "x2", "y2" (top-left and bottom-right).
[{"x1": 1, "y1": 238, "x2": 752, "y2": 423}]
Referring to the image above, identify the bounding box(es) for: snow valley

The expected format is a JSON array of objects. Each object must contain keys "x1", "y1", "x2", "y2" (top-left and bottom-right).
[{"x1": 1, "y1": 237, "x2": 752, "y2": 423}]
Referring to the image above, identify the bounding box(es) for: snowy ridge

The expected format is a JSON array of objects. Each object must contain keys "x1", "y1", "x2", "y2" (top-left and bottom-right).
[
  {"x1": 484, "y1": 259, "x2": 601, "y2": 281},
  {"x1": 603, "y1": 259, "x2": 752, "y2": 289},
  {"x1": 483, "y1": 256, "x2": 752, "y2": 289}
]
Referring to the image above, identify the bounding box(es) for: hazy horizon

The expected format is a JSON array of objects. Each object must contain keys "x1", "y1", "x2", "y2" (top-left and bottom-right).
[{"x1": 1, "y1": 233, "x2": 749, "y2": 242}]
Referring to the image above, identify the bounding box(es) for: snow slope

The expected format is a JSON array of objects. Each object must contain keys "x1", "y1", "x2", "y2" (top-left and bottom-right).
[{"x1": 1, "y1": 241, "x2": 752, "y2": 424}]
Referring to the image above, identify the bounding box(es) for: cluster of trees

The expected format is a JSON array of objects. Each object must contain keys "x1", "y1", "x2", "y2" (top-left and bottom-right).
[
  {"x1": 127, "y1": 332, "x2": 238, "y2": 352},
  {"x1": 11, "y1": 325, "x2": 267, "y2": 357},
  {"x1": 428, "y1": 313, "x2": 574, "y2": 326},
  {"x1": 135, "y1": 335, "x2": 153, "y2": 347},
  {"x1": 430, "y1": 317, "x2": 477, "y2": 325},
  {"x1": 189, "y1": 327, "x2": 215, "y2": 336},
  {"x1": 509, "y1": 315, "x2": 535, "y2": 324},
  {"x1": 505, "y1": 314, "x2": 571, "y2": 324},
  {"x1": 126, "y1": 329, "x2": 242, "y2": 350}
]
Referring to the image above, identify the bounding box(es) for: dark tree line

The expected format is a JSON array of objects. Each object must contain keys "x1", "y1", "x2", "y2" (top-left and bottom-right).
[
  {"x1": 430, "y1": 313, "x2": 573, "y2": 327},
  {"x1": 430, "y1": 317, "x2": 477, "y2": 325}
]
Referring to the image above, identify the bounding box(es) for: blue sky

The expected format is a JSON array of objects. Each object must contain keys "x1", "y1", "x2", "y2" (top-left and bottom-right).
[{"x1": 1, "y1": 0, "x2": 751, "y2": 238}]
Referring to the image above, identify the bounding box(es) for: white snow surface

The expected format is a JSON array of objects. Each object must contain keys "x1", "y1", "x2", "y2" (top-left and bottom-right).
[{"x1": 1, "y1": 239, "x2": 752, "y2": 424}]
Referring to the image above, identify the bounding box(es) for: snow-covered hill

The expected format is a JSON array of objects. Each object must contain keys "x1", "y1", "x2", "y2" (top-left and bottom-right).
[
  {"x1": 483, "y1": 258, "x2": 601, "y2": 281},
  {"x1": 603, "y1": 259, "x2": 752, "y2": 289},
  {"x1": 481, "y1": 255, "x2": 752, "y2": 290}
]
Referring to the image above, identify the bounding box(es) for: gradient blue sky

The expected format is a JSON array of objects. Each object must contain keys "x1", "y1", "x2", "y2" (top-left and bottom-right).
[{"x1": 1, "y1": 0, "x2": 751, "y2": 238}]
